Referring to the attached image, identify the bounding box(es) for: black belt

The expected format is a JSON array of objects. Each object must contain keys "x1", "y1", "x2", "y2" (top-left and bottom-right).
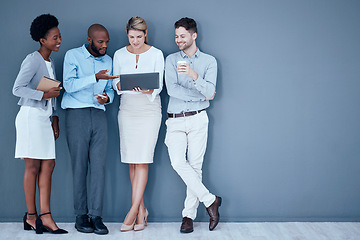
[{"x1": 168, "y1": 109, "x2": 205, "y2": 118}]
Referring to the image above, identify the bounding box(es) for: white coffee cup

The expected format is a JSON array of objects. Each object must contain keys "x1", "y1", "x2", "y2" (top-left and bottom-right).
[
  {"x1": 177, "y1": 61, "x2": 187, "y2": 74},
  {"x1": 177, "y1": 60, "x2": 187, "y2": 68}
]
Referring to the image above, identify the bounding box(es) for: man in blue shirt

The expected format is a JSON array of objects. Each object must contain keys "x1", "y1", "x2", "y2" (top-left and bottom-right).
[
  {"x1": 61, "y1": 24, "x2": 118, "y2": 235},
  {"x1": 165, "y1": 17, "x2": 222, "y2": 233}
]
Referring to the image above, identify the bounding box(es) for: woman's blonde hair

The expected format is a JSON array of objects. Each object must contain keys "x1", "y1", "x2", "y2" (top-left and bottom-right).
[{"x1": 126, "y1": 16, "x2": 148, "y2": 44}]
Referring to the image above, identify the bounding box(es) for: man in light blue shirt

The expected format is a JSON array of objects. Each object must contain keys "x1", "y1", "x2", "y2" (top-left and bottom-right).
[
  {"x1": 61, "y1": 24, "x2": 118, "y2": 235},
  {"x1": 61, "y1": 36, "x2": 115, "y2": 110},
  {"x1": 165, "y1": 17, "x2": 221, "y2": 233}
]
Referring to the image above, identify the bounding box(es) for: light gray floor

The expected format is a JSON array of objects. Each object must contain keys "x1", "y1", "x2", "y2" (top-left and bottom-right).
[{"x1": 1, "y1": 222, "x2": 360, "y2": 240}]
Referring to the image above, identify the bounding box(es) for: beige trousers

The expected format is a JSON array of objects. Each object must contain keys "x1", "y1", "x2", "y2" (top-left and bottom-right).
[{"x1": 165, "y1": 111, "x2": 216, "y2": 220}]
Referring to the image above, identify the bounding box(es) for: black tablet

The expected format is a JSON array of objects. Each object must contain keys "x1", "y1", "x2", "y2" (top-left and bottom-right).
[{"x1": 120, "y1": 72, "x2": 159, "y2": 91}]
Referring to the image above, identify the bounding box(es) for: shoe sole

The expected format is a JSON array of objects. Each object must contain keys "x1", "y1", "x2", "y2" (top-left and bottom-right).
[
  {"x1": 180, "y1": 229, "x2": 194, "y2": 233},
  {"x1": 94, "y1": 230, "x2": 109, "y2": 235},
  {"x1": 75, "y1": 226, "x2": 94, "y2": 233}
]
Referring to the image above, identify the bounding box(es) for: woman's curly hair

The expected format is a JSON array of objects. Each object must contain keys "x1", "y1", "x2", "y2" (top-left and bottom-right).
[{"x1": 30, "y1": 14, "x2": 59, "y2": 42}]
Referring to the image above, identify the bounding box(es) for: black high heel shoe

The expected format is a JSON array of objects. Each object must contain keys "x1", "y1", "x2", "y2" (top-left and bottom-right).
[
  {"x1": 23, "y1": 212, "x2": 37, "y2": 231},
  {"x1": 35, "y1": 212, "x2": 68, "y2": 234}
]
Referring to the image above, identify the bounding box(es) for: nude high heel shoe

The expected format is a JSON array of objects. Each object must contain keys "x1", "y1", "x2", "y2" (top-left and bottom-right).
[
  {"x1": 120, "y1": 218, "x2": 136, "y2": 232},
  {"x1": 134, "y1": 209, "x2": 148, "y2": 231}
]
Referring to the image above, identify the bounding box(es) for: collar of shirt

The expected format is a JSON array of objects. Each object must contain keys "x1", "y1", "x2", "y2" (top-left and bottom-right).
[
  {"x1": 180, "y1": 48, "x2": 201, "y2": 59},
  {"x1": 81, "y1": 44, "x2": 106, "y2": 62}
]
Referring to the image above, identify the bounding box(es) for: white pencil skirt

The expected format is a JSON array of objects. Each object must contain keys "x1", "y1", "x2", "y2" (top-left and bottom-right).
[
  {"x1": 15, "y1": 104, "x2": 55, "y2": 159},
  {"x1": 118, "y1": 94, "x2": 161, "y2": 164}
]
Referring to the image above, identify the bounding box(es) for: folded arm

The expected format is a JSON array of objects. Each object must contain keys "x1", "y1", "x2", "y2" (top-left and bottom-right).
[
  {"x1": 192, "y1": 58, "x2": 217, "y2": 99},
  {"x1": 165, "y1": 58, "x2": 206, "y2": 101}
]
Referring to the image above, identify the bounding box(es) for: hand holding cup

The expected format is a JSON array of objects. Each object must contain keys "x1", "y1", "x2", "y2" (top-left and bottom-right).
[{"x1": 177, "y1": 61, "x2": 187, "y2": 74}]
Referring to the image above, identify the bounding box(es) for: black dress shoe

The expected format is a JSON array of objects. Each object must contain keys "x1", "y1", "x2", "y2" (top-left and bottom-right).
[
  {"x1": 180, "y1": 217, "x2": 193, "y2": 233},
  {"x1": 206, "y1": 196, "x2": 222, "y2": 231},
  {"x1": 75, "y1": 214, "x2": 94, "y2": 233},
  {"x1": 90, "y1": 216, "x2": 108, "y2": 235}
]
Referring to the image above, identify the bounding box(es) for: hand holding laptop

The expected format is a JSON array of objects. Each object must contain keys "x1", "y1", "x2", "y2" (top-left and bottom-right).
[
  {"x1": 133, "y1": 87, "x2": 154, "y2": 94},
  {"x1": 116, "y1": 82, "x2": 154, "y2": 94}
]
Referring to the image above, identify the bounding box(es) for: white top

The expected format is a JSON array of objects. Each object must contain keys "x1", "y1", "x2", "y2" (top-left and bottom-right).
[
  {"x1": 112, "y1": 46, "x2": 164, "y2": 102},
  {"x1": 44, "y1": 60, "x2": 55, "y2": 79},
  {"x1": 44, "y1": 60, "x2": 55, "y2": 107}
]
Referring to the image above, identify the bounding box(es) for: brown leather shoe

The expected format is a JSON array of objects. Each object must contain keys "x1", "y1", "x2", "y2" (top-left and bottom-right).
[
  {"x1": 180, "y1": 217, "x2": 193, "y2": 233},
  {"x1": 206, "y1": 196, "x2": 222, "y2": 231}
]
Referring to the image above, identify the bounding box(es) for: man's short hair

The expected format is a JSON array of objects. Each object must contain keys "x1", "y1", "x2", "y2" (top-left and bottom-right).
[
  {"x1": 88, "y1": 24, "x2": 108, "y2": 38},
  {"x1": 174, "y1": 17, "x2": 197, "y2": 33}
]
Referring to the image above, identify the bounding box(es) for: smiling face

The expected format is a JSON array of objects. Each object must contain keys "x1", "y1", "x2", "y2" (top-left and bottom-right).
[
  {"x1": 88, "y1": 30, "x2": 109, "y2": 57},
  {"x1": 40, "y1": 27, "x2": 61, "y2": 52},
  {"x1": 175, "y1": 27, "x2": 196, "y2": 51},
  {"x1": 127, "y1": 29, "x2": 147, "y2": 50}
]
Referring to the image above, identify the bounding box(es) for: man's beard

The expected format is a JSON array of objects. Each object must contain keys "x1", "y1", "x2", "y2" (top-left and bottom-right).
[
  {"x1": 178, "y1": 40, "x2": 193, "y2": 51},
  {"x1": 91, "y1": 41, "x2": 106, "y2": 57}
]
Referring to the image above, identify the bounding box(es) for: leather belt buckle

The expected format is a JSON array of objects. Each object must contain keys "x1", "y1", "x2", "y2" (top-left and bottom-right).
[{"x1": 168, "y1": 109, "x2": 205, "y2": 118}]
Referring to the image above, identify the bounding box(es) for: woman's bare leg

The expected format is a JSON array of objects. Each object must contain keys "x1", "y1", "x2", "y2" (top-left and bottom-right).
[
  {"x1": 123, "y1": 164, "x2": 148, "y2": 225},
  {"x1": 38, "y1": 159, "x2": 58, "y2": 230},
  {"x1": 24, "y1": 158, "x2": 41, "y2": 227}
]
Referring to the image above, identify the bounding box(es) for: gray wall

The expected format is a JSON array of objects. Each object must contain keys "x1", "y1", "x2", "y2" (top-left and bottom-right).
[{"x1": 1, "y1": 0, "x2": 360, "y2": 222}]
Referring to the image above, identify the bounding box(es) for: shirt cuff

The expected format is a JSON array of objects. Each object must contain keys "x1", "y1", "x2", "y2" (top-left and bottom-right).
[
  {"x1": 147, "y1": 91, "x2": 157, "y2": 102},
  {"x1": 112, "y1": 78, "x2": 121, "y2": 95}
]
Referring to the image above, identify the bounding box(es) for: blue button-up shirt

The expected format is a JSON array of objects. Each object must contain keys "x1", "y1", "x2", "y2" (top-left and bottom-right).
[
  {"x1": 165, "y1": 49, "x2": 217, "y2": 114},
  {"x1": 61, "y1": 44, "x2": 114, "y2": 111}
]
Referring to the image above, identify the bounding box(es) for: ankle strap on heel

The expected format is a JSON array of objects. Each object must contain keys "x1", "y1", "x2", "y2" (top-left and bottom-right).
[
  {"x1": 39, "y1": 212, "x2": 51, "y2": 217},
  {"x1": 27, "y1": 212, "x2": 37, "y2": 216}
]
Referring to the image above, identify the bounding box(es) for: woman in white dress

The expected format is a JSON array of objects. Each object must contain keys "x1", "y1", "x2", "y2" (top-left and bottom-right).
[
  {"x1": 12, "y1": 14, "x2": 67, "y2": 234},
  {"x1": 112, "y1": 16, "x2": 164, "y2": 231}
]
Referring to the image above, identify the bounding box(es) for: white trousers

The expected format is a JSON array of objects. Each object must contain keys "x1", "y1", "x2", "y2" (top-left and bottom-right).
[{"x1": 165, "y1": 111, "x2": 215, "y2": 220}]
